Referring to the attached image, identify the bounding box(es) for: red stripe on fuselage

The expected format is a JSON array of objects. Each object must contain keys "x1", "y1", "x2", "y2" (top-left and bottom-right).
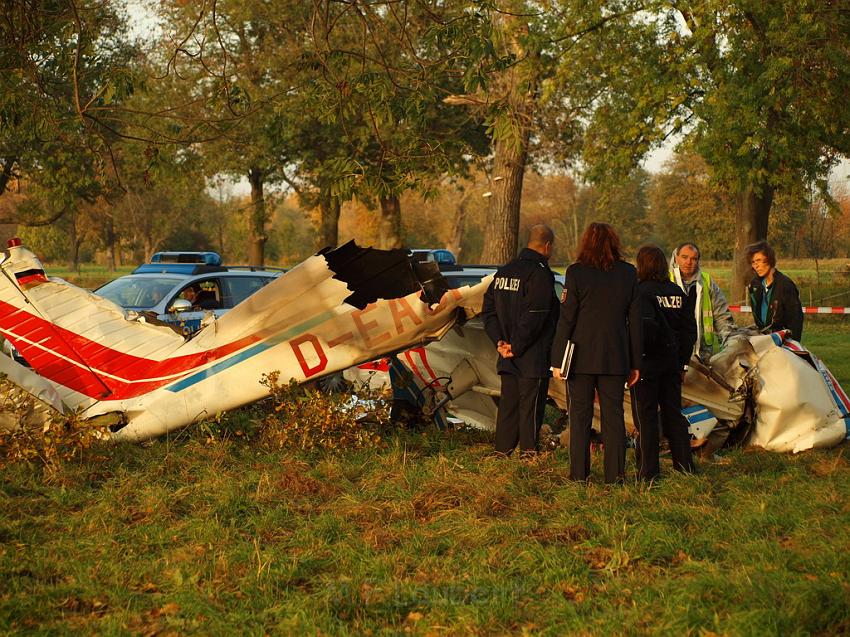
[
  {"x1": 0, "y1": 299, "x2": 262, "y2": 399},
  {"x1": 16, "y1": 273, "x2": 49, "y2": 286}
]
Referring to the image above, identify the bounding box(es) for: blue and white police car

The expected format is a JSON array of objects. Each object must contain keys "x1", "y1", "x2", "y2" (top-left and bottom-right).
[{"x1": 95, "y1": 251, "x2": 284, "y2": 335}]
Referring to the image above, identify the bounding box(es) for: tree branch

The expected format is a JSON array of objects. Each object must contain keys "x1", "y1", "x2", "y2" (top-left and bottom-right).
[{"x1": 0, "y1": 204, "x2": 67, "y2": 227}]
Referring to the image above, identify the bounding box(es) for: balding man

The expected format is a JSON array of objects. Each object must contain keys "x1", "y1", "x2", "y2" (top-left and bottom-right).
[{"x1": 482, "y1": 225, "x2": 560, "y2": 457}]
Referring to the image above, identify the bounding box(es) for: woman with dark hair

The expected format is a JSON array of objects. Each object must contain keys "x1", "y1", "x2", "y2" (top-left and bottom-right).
[
  {"x1": 550, "y1": 222, "x2": 642, "y2": 483},
  {"x1": 631, "y1": 245, "x2": 697, "y2": 480},
  {"x1": 746, "y1": 240, "x2": 804, "y2": 341}
]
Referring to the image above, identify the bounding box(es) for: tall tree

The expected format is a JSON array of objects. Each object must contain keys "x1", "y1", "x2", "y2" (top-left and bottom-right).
[
  {"x1": 155, "y1": 0, "x2": 311, "y2": 265},
  {"x1": 303, "y1": 0, "x2": 488, "y2": 249},
  {"x1": 1, "y1": 0, "x2": 138, "y2": 218},
  {"x1": 580, "y1": 1, "x2": 850, "y2": 299},
  {"x1": 648, "y1": 152, "x2": 735, "y2": 259},
  {"x1": 442, "y1": 1, "x2": 651, "y2": 264}
]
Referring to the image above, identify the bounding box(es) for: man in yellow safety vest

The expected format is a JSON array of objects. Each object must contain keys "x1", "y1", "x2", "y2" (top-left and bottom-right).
[{"x1": 669, "y1": 242, "x2": 735, "y2": 362}]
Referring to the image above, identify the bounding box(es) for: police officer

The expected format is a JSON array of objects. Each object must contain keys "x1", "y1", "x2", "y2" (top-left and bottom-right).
[
  {"x1": 631, "y1": 245, "x2": 697, "y2": 480},
  {"x1": 482, "y1": 225, "x2": 559, "y2": 456}
]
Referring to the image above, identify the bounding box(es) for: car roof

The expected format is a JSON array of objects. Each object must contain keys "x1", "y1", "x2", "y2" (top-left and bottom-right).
[
  {"x1": 441, "y1": 265, "x2": 497, "y2": 276},
  {"x1": 132, "y1": 262, "x2": 287, "y2": 275},
  {"x1": 93, "y1": 269, "x2": 281, "y2": 293},
  {"x1": 441, "y1": 266, "x2": 496, "y2": 288},
  {"x1": 112, "y1": 269, "x2": 279, "y2": 280},
  {"x1": 150, "y1": 251, "x2": 222, "y2": 265}
]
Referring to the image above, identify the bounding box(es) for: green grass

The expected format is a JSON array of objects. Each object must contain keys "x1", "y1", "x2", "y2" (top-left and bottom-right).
[
  {"x1": 3, "y1": 431, "x2": 849, "y2": 635},
  {"x1": 1, "y1": 322, "x2": 849, "y2": 635},
  {"x1": 43, "y1": 263, "x2": 135, "y2": 289},
  {"x1": 802, "y1": 321, "x2": 850, "y2": 387},
  {"x1": 700, "y1": 258, "x2": 850, "y2": 307}
]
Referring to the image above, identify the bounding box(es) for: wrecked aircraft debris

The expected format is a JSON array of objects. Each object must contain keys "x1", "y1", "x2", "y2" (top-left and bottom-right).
[
  {"x1": 2, "y1": 235, "x2": 847, "y2": 455},
  {"x1": 372, "y1": 323, "x2": 850, "y2": 454},
  {"x1": 0, "y1": 239, "x2": 490, "y2": 442}
]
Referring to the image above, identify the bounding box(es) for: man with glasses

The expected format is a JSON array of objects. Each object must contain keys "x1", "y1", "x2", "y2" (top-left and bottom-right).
[{"x1": 745, "y1": 240, "x2": 804, "y2": 341}]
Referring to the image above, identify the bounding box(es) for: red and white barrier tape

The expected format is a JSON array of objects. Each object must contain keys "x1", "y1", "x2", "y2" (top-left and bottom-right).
[{"x1": 729, "y1": 305, "x2": 850, "y2": 314}]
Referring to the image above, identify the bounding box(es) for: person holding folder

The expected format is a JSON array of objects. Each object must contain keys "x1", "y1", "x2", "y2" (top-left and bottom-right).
[{"x1": 551, "y1": 222, "x2": 642, "y2": 483}]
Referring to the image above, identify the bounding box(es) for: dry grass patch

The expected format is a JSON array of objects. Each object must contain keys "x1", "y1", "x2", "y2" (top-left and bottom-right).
[
  {"x1": 807, "y1": 450, "x2": 847, "y2": 477},
  {"x1": 270, "y1": 460, "x2": 340, "y2": 501},
  {"x1": 411, "y1": 481, "x2": 479, "y2": 521},
  {"x1": 529, "y1": 523, "x2": 591, "y2": 546}
]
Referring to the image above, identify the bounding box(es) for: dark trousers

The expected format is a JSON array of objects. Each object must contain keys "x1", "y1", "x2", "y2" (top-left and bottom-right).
[
  {"x1": 630, "y1": 373, "x2": 695, "y2": 480},
  {"x1": 495, "y1": 374, "x2": 548, "y2": 455},
  {"x1": 568, "y1": 373, "x2": 627, "y2": 483}
]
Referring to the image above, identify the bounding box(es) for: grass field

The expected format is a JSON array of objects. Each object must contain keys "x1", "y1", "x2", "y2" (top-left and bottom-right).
[
  {"x1": 549, "y1": 258, "x2": 850, "y2": 308},
  {"x1": 3, "y1": 431, "x2": 849, "y2": 636},
  {"x1": 2, "y1": 271, "x2": 849, "y2": 635},
  {"x1": 701, "y1": 258, "x2": 850, "y2": 307},
  {"x1": 44, "y1": 264, "x2": 135, "y2": 290}
]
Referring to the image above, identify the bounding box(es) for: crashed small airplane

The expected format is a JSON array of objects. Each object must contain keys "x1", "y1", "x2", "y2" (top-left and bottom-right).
[{"x1": 0, "y1": 238, "x2": 490, "y2": 442}]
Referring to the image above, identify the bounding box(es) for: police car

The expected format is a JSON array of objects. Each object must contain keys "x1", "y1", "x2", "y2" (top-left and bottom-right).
[{"x1": 94, "y1": 251, "x2": 284, "y2": 335}]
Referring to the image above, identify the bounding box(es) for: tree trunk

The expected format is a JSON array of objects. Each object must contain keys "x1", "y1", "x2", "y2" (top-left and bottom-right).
[
  {"x1": 315, "y1": 191, "x2": 341, "y2": 250},
  {"x1": 247, "y1": 166, "x2": 267, "y2": 267},
  {"x1": 104, "y1": 215, "x2": 117, "y2": 271},
  {"x1": 144, "y1": 236, "x2": 155, "y2": 263},
  {"x1": 378, "y1": 195, "x2": 402, "y2": 249},
  {"x1": 67, "y1": 211, "x2": 81, "y2": 272},
  {"x1": 481, "y1": 137, "x2": 528, "y2": 264},
  {"x1": 446, "y1": 192, "x2": 470, "y2": 262},
  {"x1": 732, "y1": 184, "x2": 773, "y2": 303},
  {"x1": 567, "y1": 185, "x2": 580, "y2": 262}
]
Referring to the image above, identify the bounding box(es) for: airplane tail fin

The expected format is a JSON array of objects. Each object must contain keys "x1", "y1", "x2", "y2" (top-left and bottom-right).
[{"x1": 0, "y1": 238, "x2": 185, "y2": 406}]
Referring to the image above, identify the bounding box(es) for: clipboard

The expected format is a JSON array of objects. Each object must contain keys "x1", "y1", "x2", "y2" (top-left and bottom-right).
[{"x1": 558, "y1": 340, "x2": 575, "y2": 377}]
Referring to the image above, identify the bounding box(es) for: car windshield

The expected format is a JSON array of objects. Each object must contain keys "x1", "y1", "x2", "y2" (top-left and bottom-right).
[{"x1": 96, "y1": 276, "x2": 183, "y2": 309}]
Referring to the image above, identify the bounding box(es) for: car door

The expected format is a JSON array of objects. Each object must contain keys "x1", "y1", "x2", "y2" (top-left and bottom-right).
[{"x1": 220, "y1": 275, "x2": 273, "y2": 309}]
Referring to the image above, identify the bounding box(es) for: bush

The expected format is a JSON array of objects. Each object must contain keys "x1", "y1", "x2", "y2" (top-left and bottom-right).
[
  {"x1": 0, "y1": 377, "x2": 110, "y2": 473},
  {"x1": 258, "y1": 372, "x2": 393, "y2": 453}
]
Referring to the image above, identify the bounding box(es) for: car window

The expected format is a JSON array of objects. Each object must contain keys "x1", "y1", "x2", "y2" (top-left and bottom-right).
[
  {"x1": 222, "y1": 276, "x2": 269, "y2": 308},
  {"x1": 171, "y1": 279, "x2": 222, "y2": 311},
  {"x1": 96, "y1": 276, "x2": 183, "y2": 309}
]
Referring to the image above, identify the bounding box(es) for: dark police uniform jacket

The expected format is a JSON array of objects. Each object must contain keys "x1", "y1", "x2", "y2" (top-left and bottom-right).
[
  {"x1": 748, "y1": 270, "x2": 804, "y2": 342},
  {"x1": 550, "y1": 260, "x2": 642, "y2": 376},
  {"x1": 482, "y1": 248, "x2": 559, "y2": 378},
  {"x1": 636, "y1": 279, "x2": 697, "y2": 376}
]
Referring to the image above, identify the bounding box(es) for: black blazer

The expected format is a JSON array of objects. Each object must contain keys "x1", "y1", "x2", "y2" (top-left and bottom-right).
[
  {"x1": 748, "y1": 269, "x2": 804, "y2": 341},
  {"x1": 550, "y1": 260, "x2": 642, "y2": 376}
]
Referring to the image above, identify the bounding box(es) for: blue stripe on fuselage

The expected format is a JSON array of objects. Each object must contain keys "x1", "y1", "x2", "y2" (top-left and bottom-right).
[{"x1": 165, "y1": 310, "x2": 336, "y2": 393}]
